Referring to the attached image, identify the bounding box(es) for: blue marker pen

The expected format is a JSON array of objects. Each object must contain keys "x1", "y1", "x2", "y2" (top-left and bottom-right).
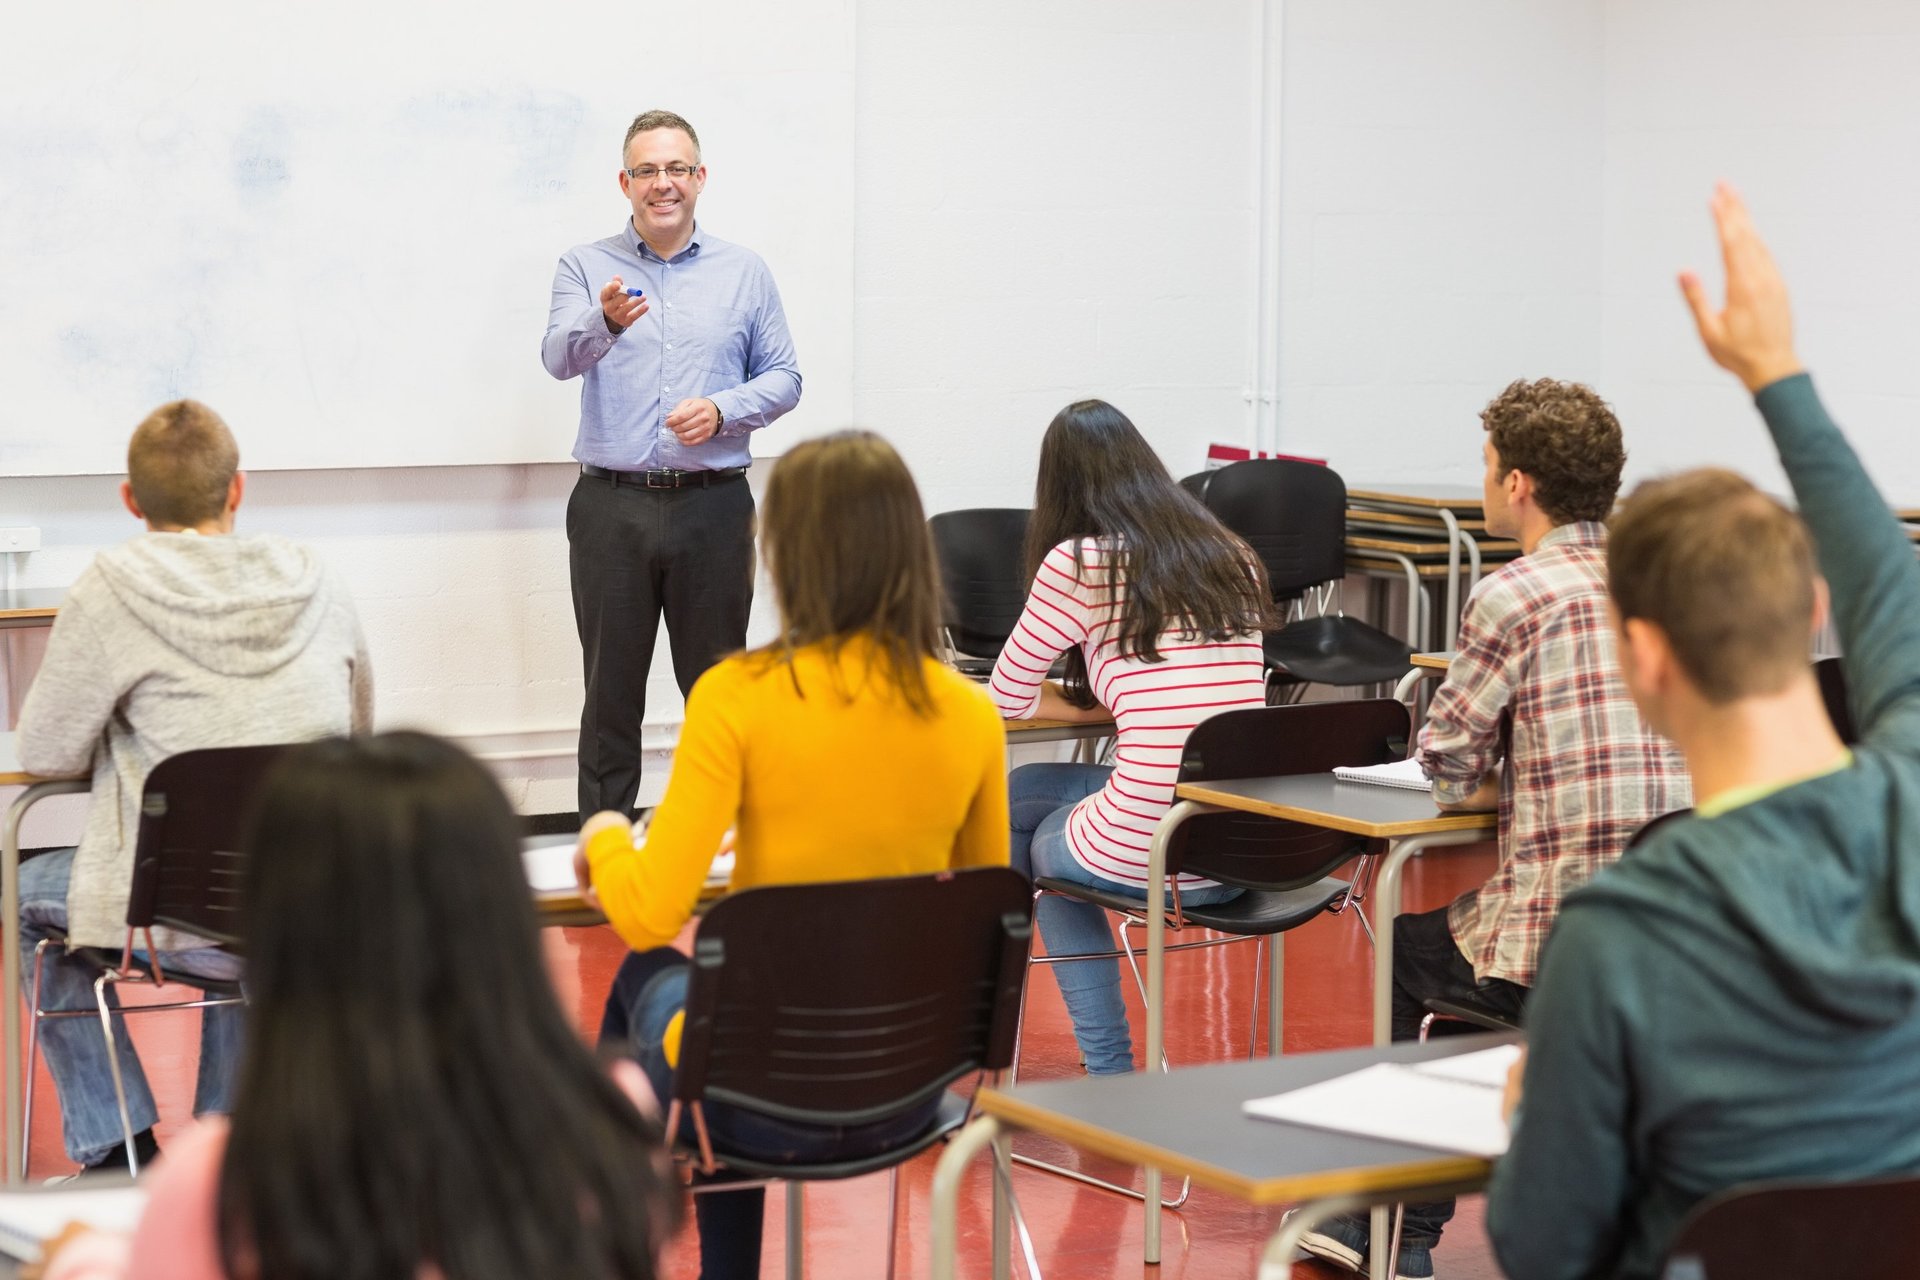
[{"x1": 625, "y1": 287, "x2": 646, "y2": 297}]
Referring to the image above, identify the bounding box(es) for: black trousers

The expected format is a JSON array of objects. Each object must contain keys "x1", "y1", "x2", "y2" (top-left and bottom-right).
[
  {"x1": 568, "y1": 471, "x2": 755, "y2": 821},
  {"x1": 1386, "y1": 904, "x2": 1530, "y2": 1248}
]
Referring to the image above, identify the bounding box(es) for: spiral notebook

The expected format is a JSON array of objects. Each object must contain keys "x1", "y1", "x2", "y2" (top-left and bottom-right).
[{"x1": 1331, "y1": 758, "x2": 1432, "y2": 792}]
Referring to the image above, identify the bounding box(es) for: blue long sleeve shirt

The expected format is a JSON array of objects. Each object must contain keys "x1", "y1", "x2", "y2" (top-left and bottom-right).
[{"x1": 542, "y1": 221, "x2": 802, "y2": 471}]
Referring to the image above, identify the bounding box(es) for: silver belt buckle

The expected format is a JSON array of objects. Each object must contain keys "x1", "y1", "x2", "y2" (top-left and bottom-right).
[{"x1": 644, "y1": 470, "x2": 676, "y2": 489}]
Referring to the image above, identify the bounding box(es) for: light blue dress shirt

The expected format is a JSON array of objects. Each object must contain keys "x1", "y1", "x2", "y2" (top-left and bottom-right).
[{"x1": 542, "y1": 221, "x2": 802, "y2": 471}]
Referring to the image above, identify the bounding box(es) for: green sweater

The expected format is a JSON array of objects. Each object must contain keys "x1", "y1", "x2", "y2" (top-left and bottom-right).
[{"x1": 1486, "y1": 374, "x2": 1920, "y2": 1280}]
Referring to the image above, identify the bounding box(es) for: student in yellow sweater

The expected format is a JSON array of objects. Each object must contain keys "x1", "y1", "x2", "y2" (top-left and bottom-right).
[{"x1": 574, "y1": 430, "x2": 1010, "y2": 1280}]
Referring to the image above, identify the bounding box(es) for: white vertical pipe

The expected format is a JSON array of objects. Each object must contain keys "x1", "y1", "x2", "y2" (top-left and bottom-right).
[{"x1": 1253, "y1": 0, "x2": 1287, "y2": 454}]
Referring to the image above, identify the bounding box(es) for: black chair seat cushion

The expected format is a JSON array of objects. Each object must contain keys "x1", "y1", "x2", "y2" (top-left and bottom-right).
[
  {"x1": 1421, "y1": 995, "x2": 1522, "y2": 1033},
  {"x1": 1264, "y1": 616, "x2": 1415, "y2": 687},
  {"x1": 1033, "y1": 876, "x2": 1351, "y2": 937},
  {"x1": 703, "y1": 1091, "x2": 972, "y2": 1182}
]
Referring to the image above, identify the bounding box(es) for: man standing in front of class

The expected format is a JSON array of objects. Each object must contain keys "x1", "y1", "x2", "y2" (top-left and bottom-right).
[{"x1": 544, "y1": 110, "x2": 801, "y2": 820}]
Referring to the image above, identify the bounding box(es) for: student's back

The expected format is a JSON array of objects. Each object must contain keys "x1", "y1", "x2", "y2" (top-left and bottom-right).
[
  {"x1": 587, "y1": 635, "x2": 1006, "y2": 951},
  {"x1": 21, "y1": 529, "x2": 368, "y2": 946},
  {"x1": 1489, "y1": 191, "x2": 1920, "y2": 1280}
]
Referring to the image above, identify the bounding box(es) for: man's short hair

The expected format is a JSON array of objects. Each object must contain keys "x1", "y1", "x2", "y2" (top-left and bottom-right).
[
  {"x1": 1608, "y1": 468, "x2": 1816, "y2": 705},
  {"x1": 1481, "y1": 379, "x2": 1626, "y2": 524},
  {"x1": 623, "y1": 110, "x2": 700, "y2": 162},
  {"x1": 127, "y1": 400, "x2": 239, "y2": 528}
]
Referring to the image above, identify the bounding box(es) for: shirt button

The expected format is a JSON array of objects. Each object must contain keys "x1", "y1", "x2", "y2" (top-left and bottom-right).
[
  {"x1": 667, "y1": 302, "x2": 674, "y2": 309},
  {"x1": 666, "y1": 343, "x2": 673, "y2": 350}
]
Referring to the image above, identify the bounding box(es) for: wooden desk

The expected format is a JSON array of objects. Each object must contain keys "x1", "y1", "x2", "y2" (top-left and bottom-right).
[
  {"x1": 1391, "y1": 652, "x2": 1454, "y2": 717},
  {"x1": 1103, "y1": 775, "x2": 1493, "y2": 1260},
  {"x1": 1003, "y1": 716, "x2": 1112, "y2": 745},
  {"x1": 1347, "y1": 487, "x2": 1488, "y2": 649},
  {"x1": 0, "y1": 590, "x2": 61, "y2": 631},
  {"x1": 930, "y1": 1035, "x2": 1512, "y2": 1280},
  {"x1": 1409, "y1": 651, "x2": 1452, "y2": 672}
]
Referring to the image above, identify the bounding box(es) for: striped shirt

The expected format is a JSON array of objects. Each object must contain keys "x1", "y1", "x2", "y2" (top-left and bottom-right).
[
  {"x1": 1420, "y1": 520, "x2": 1690, "y2": 986},
  {"x1": 989, "y1": 538, "x2": 1267, "y2": 889}
]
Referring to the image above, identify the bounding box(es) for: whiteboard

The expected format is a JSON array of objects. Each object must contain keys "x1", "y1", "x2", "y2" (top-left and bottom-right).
[{"x1": 0, "y1": 0, "x2": 854, "y2": 476}]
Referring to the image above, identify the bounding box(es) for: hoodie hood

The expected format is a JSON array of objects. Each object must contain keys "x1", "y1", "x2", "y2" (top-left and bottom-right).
[
  {"x1": 1571, "y1": 753, "x2": 1920, "y2": 1031},
  {"x1": 93, "y1": 532, "x2": 331, "y2": 678}
]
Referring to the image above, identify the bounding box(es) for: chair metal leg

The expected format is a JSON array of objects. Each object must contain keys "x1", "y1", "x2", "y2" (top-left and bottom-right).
[
  {"x1": 993, "y1": 1141, "x2": 1046, "y2": 1280},
  {"x1": 20, "y1": 940, "x2": 51, "y2": 1181},
  {"x1": 785, "y1": 1182, "x2": 805, "y2": 1280},
  {"x1": 1267, "y1": 931, "x2": 1284, "y2": 1057},
  {"x1": 92, "y1": 973, "x2": 140, "y2": 1177},
  {"x1": 1247, "y1": 938, "x2": 1264, "y2": 1060},
  {"x1": 884, "y1": 1167, "x2": 900, "y2": 1280}
]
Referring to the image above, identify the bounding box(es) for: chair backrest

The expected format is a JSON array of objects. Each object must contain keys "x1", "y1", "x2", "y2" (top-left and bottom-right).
[
  {"x1": 1814, "y1": 655, "x2": 1857, "y2": 744},
  {"x1": 128, "y1": 743, "x2": 297, "y2": 943},
  {"x1": 672, "y1": 867, "x2": 1033, "y2": 1127},
  {"x1": 1661, "y1": 1172, "x2": 1920, "y2": 1278},
  {"x1": 1197, "y1": 459, "x2": 1348, "y2": 600},
  {"x1": 928, "y1": 508, "x2": 1033, "y2": 659},
  {"x1": 1170, "y1": 700, "x2": 1412, "y2": 890}
]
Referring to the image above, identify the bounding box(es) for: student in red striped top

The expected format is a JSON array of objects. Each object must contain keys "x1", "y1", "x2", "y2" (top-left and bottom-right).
[{"x1": 990, "y1": 399, "x2": 1273, "y2": 1074}]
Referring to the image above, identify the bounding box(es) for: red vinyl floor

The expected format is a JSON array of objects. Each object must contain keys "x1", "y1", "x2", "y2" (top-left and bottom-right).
[{"x1": 26, "y1": 842, "x2": 1503, "y2": 1278}]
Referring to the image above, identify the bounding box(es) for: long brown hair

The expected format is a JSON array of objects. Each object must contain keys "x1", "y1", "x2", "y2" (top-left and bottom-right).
[
  {"x1": 1026, "y1": 400, "x2": 1274, "y2": 703},
  {"x1": 751, "y1": 430, "x2": 945, "y2": 714}
]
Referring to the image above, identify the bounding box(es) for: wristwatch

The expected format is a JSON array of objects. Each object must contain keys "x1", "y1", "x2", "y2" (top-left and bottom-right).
[{"x1": 710, "y1": 400, "x2": 725, "y2": 430}]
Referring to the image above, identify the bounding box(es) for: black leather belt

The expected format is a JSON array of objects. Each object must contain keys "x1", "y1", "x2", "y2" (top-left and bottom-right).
[{"x1": 581, "y1": 463, "x2": 748, "y2": 489}]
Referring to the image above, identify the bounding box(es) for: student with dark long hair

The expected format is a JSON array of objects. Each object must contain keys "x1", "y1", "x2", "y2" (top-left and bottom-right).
[
  {"x1": 76, "y1": 733, "x2": 678, "y2": 1280},
  {"x1": 577, "y1": 430, "x2": 1011, "y2": 1280},
  {"x1": 990, "y1": 399, "x2": 1271, "y2": 1075}
]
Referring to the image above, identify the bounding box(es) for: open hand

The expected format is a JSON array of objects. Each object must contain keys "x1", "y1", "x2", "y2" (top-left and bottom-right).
[
  {"x1": 599, "y1": 277, "x2": 651, "y2": 333},
  {"x1": 1679, "y1": 184, "x2": 1804, "y2": 393}
]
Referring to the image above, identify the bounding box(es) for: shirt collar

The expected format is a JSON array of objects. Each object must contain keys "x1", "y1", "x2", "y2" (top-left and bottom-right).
[
  {"x1": 1533, "y1": 520, "x2": 1609, "y2": 553},
  {"x1": 627, "y1": 219, "x2": 703, "y2": 263}
]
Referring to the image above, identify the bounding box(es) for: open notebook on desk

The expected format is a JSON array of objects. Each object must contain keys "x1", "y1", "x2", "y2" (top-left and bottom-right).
[
  {"x1": 1331, "y1": 757, "x2": 1432, "y2": 792},
  {"x1": 0, "y1": 1185, "x2": 146, "y2": 1261},
  {"x1": 1242, "y1": 1043, "x2": 1521, "y2": 1158}
]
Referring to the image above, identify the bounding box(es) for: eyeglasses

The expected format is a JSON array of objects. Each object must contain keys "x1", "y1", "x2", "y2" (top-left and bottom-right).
[{"x1": 625, "y1": 163, "x2": 697, "y2": 181}]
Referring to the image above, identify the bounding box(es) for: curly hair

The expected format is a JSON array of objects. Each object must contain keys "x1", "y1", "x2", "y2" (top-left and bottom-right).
[{"x1": 1480, "y1": 379, "x2": 1626, "y2": 524}]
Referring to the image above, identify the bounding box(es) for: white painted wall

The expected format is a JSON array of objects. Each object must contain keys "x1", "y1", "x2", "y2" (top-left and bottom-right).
[
  {"x1": 1275, "y1": 0, "x2": 1607, "y2": 487},
  {"x1": 1600, "y1": 0, "x2": 1920, "y2": 498}
]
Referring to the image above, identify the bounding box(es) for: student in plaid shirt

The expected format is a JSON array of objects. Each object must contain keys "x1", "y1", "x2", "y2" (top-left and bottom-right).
[{"x1": 1301, "y1": 380, "x2": 1689, "y2": 1280}]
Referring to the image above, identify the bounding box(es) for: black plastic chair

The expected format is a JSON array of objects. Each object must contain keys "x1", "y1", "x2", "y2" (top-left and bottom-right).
[
  {"x1": 1659, "y1": 1172, "x2": 1920, "y2": 1278},
  {"x1": 929, "y1": 508, "x2": 1033, "y2": 678},
  {"x1": 668, "y1": 867, "x2": 1033, "y2": 1280},
  {"x1": 1196, "y1": 459, "x2": 1415, "y2": 695},
  {"x1": 1013, "y1": 700, "x2": 1410, "y2": 1203},
  {"x1": 23, "y1": 743, "x2": 290, "y2": 1178},
  {"x1": 1815, "y1": 655, "x2": 1857, "y2": 744}
]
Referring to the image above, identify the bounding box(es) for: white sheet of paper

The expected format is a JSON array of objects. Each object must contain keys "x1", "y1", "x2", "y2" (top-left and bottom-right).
[
  {"x1": 1331, "y1": 758, "x2": 1433, "y2": 791},
  {"x1": 519, "y1": 836, "x2": 736, "y2": 895},
  {"x1": 0, "y1": 1186, "x2": 147, "y2": 1260},
  {"x1": 1241, "y1": 1061, "x2": 1511, "y2": 1158},
  {"x1": 1409, "y1": 1043, "x2": 1522, "y2": 1090}
]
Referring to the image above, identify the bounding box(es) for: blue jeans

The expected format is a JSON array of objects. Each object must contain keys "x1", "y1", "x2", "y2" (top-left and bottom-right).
[
  {"x1": 601, "y1": 948, "x2": 940, "y2": 1280},
  {"x1": 18, "y1": 849, "x2": 245, "y2": 1165},
  {"x1": 1009, "y1": 763, "x2": 1243, "y2": 1075}
]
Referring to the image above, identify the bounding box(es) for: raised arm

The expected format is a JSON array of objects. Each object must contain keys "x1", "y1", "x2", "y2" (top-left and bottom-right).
[
  {"x1": 541, "y1": 252, "x2": 649, "y2": 381},
  {"x1": 1680, "y1": 185, "x2": 1920, "y2": 741}
]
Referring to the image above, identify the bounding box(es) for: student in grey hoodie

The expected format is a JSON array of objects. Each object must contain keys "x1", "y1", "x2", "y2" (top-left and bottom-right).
[
  {"x1": 1487, "y1": 186, "x2": 1920, "y2": 1278},
  {"x1": 16, "y1": 400, "x2": 371, "y2": 1176}
]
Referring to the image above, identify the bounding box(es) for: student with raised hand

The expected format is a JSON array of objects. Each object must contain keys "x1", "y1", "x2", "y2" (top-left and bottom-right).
[
  {"x1": 577, "y1": 430, "x2": 1010, "y2": 1280},
  {"x1": 989, "y1": 399, "x2": 1270, "y2": 1076},
  {"x1": 1488, "y1": 186, "x2": 1920, "y2": 1280},
  {"x1": 34, "y1": 732, "x2": 678, "y2": 1280}
]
